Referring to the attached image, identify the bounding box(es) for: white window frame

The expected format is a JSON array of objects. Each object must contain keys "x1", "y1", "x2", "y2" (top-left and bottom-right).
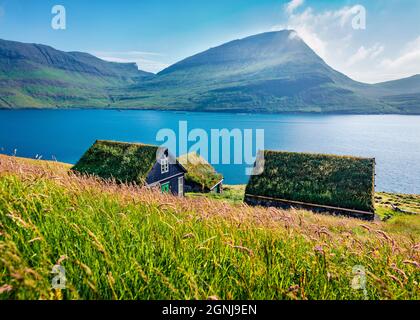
[
  {"x1": 161, "y1": 156, "x2": 169, "y2": 174},
  {"x1": 178, "y1": 176, "x2": 184, "y2": 197}
]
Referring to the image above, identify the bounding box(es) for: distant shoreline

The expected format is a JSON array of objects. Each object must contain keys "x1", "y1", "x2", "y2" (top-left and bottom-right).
[{"x1": 1, "y1": 106, "x2": 420, "y2": 116}]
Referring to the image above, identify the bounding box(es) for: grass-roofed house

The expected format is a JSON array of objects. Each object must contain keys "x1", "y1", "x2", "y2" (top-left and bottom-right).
[
  {"x1": 244, "y1": 150, "x2": 376, "y2": 220},
  {"x1": 72, "y1": 140, "x2": 187, "y2": 196},
  {"x1": 178, "y1": 152, "x2": 224, "y2": 193}
]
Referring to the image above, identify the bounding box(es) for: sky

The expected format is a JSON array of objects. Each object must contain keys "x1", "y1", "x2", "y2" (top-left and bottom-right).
[{"x1": 0, "y1": 0, "x2": 419, "y2": 83}]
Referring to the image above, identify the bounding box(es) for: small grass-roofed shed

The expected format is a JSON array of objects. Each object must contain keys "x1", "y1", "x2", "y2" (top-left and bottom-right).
[
  {"x1": 245, "y1": 150, "x2": 376, "y2": 220},
  {"x1": 178, "y1": 152, "x2": 224, "y2": 193},
  {"x1": 72, "y1": 140, "x2": 186, "y2": 196}
]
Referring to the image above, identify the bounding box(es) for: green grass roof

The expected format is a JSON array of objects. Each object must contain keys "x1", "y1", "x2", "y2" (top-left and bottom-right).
[
  {"x1": 178, "y1": 152, "x2": 223, "y2": 191},
  {"x1": 72, "y1": 140, "x2": 159, "y2": 184},
  {"x1": 245, "y1": 150, "x2": 375, "y2": 212}
]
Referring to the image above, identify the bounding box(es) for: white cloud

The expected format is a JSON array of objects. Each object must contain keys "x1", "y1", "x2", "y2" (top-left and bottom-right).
[
  {"x1": 347, "y1": 44, "x2": 384, "y2": 66},
  {"x1": 278, "y1": 6, "x2": 364, "y2": 61},
  {"x1": 275, "y1": 3, "x2": 418, "y2": 83},
  {"x1": 380, "y1": 36, "x2": 420, "y2": 75},
  {"x1": 92, "y1": 51, "x2": 169, "y2": 73},
  {"x1": 285, "y1": 0, "x2": 304, "y2": 15},
  {"x1": 293, "y1": 25, "x2": 327, "y2": 58}
]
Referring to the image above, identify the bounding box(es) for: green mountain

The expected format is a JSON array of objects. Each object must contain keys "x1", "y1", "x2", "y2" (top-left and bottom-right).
[
  {"x1": 374, "y1": 74, "x2": 420, "y2": 94},
  {"x1": 124, "y1": 30, "x2": 392, "y2": 113},
  {"x1": 1, "y1": 31, "x2": 419, "y2": 113},
  {"x1": 0, "y1": 39, "x2": 153, "y2": 108},
  {"x1": 363, "y1": 75, "x2": 420, "y2": 114}
]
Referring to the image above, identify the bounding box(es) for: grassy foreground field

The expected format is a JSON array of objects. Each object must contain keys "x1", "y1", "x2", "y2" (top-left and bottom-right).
[{"x1": 0, "y1": 155, "x2": 419, "y2": 300}]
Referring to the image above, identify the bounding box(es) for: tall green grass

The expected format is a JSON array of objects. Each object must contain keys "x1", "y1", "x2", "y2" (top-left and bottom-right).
[{"x1": 0, "y1": 156, "x2": 419, "y2": 300}]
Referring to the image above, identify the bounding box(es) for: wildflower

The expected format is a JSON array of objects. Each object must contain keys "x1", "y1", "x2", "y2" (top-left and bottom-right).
[
  {"x1": 314, "y1": 245, "x2": 324, "y2": 254},
  {"x1": 0, "y1": 284, "x2": 13, "y2": 294}
]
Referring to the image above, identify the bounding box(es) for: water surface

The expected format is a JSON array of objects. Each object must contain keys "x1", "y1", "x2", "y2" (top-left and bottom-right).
[{"x1": 0, "y1": 109, "x2": 419, "y2": 194}]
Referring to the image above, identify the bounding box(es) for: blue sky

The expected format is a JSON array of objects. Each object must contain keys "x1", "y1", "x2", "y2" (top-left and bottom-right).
[{"x1": 0, "y1": 0, "x2": 419, "y2": 82}]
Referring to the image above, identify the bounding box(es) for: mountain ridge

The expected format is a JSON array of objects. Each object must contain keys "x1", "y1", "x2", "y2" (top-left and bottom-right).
[
  {"x1": 0, "y1": 38, "x2": 153, "y2": 79},
  {"x1": 0, "y1": 31, "x2": 419, "y2": 113},
  {"x1": 0, "y1": 37, "x2": 154, "y2": 108}
]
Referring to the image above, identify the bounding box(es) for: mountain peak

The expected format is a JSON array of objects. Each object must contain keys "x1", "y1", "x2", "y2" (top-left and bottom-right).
[
  {"x1": 245, "y1": 29, "x2": 299, "y2": 38},
  {"x1": 158, "y1": 29, "x2": 318, "y2": 76}
]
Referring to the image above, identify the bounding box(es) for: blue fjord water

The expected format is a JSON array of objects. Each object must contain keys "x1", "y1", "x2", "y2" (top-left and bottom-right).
[{"x1": 0, "y1": 109, "x2": 419, "y2": 194}]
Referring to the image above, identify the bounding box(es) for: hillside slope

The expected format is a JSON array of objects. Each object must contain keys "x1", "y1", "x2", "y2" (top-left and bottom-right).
[
  {"x1": 0, "y1": 39, "x2": 153, "y2": 108},
  {"x1": 1, "y1": 155, "x2": 419, "y2": 299},
  {"x1": 369, "y1": 75, "x2": 420, "y2": 114},
  {"x1": 1, "y1": 32, "x2": 419, "y2": 113}
]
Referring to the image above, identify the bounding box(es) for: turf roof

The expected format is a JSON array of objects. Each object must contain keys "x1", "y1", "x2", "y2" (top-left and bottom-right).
[
  {"x1": 72, "y1": 140, "x2": 159, "y2": 184},
  {"x1": 178, "y1": 152, "x2": 223, "y2": 191},
  {"x1": 245, "y1": 150, "x2": 375, "y2": 212}
]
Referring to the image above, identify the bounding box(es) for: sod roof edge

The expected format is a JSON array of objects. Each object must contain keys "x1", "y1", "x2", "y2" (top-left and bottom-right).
[
  {"x1": 94, "y1": 139, "x2": 160, "y2": 150},
  {"x1": 261, "y1": 149, "x2": 375, "y2": 161}
]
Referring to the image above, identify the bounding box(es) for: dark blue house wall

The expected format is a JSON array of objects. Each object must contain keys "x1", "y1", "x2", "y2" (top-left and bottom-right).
[{"x1": 145, "y1": 156, "x2": 186, "y2": 196}]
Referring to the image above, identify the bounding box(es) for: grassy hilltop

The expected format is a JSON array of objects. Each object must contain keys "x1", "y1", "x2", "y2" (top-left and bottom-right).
[{"x1": 0, "y1": 155, "x2": 419, "y2": 300}]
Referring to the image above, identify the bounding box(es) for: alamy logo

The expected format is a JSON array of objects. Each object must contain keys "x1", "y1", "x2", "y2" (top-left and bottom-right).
[
  {"x1": 51, "y1": 265, "x2": 66, "y2": 289},
  {"x1": 51, "y1": 5, "x2": 66, "y2": 30},
  {"x1": 156, "y1": 121, "x2": 265, "y2": 175},
  {"x1": 351, "y1": 5, "x2": 366, "y2": 30},
  {"x1": 351, "y1": 265, "x2": 367, "y2": 298}
]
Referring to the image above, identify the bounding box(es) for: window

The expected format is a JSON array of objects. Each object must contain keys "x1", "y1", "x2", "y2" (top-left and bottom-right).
[
  {"x1": 161, "y1": 156, "x2": 169, "y2": 174},
  {"x1": 178, "y1": 176, "x2": 184, "y2": 197},
  {"x1": 161, "y1": 182, "x2": 170, "y2": 194}
]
